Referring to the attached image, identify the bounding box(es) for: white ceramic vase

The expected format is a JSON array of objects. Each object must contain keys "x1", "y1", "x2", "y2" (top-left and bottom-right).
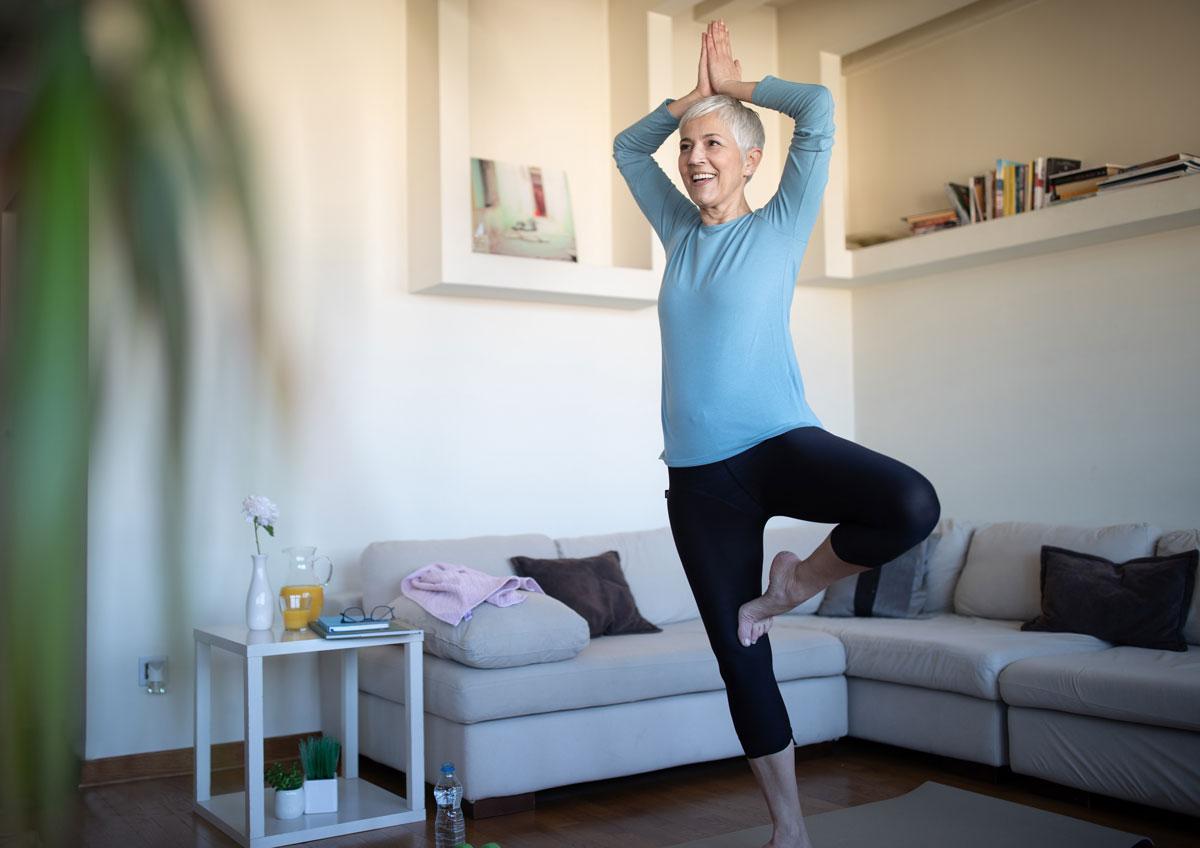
[
  {"x1": 303, "y1": 777, "x2": 338, "y2": 814},
  {"x1": 246, "y1": 553, "x2": 274, "y2": 631},
  {"x1": 273, "y1": 786, "x2": 304, "y2": 820}
]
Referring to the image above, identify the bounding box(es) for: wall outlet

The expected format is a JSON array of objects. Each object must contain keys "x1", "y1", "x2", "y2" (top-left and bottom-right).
[{"x1": 138, "y1": 655, "x2": 167, "y2": 690}]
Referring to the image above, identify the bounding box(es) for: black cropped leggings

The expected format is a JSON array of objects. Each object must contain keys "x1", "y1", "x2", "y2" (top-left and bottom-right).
[{"x1": 664, "y1": 425, "x2": 940, "y2": 760}]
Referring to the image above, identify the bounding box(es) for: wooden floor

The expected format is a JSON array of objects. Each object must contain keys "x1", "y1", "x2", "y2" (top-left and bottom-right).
[{"x1": 14, "y1": 738, "x2": 1200, "y2": 847}]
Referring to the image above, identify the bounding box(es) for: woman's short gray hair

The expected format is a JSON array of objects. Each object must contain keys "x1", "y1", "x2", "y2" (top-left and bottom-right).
[{"x1": 679, "y1": 94, "x2": 765, "y2": 182}]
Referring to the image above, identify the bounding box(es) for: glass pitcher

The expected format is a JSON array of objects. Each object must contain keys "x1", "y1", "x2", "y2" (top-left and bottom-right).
[{"x1": 279, "y1": 546, "x2": 334, "y2": 623}]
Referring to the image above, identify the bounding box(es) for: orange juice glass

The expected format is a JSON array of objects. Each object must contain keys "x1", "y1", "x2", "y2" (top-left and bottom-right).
[
  {"x1": 279, "y1": 584, "x2": 324, "y2": 623},
  {"x1": 278, "y1": 592, "x2": 312, "y2": 631}
]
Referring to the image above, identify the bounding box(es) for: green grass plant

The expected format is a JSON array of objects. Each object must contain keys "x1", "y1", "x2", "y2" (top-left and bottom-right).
[{"x1": 298, "y1": 736, "x2": 341, "y2": 781}]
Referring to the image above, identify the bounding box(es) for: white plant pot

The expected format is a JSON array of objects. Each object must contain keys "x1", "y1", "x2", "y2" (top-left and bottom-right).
[
  {"x1": 273, "y1": 786, "x2": 304, "y2": 820},
  {"x1": 304, "y1": 777, "x2": 338, "y2": 814}
]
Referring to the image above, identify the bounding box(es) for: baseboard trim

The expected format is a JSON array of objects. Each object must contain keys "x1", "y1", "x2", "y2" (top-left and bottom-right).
[{"x1": 80, "y1": 732, "x2": 318, "y2": 787}]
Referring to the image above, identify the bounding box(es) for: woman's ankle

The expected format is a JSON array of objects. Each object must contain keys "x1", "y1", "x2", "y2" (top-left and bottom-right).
[{"x1": 803, "y1": 535, "x2": 871, "y2": 591}]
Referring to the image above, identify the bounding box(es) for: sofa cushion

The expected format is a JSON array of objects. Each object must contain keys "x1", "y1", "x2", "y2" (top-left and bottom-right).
[
  {"x1": 817, "y1": 533, "x2": 938, "y2": 618},
  {"x1": 1156, "y1": 529, "x2": 1200, "y2": 644},
  {"x1": 921, "y1": 517, "x2": 976, "y2": 614},
  {"x1": 554, "y1": 522, "x2": 834, "y2": 627},
  {"x1": 555, "y1": 527, "x2": 700, "y2": 626},
  {"x1": 788, "y1": 612, "x2": 1109, "y2": 701},
  {"x1": 763, "y1": 522, "x2": 832, "y2": 615},
  {"x1": 953, "y1": 521, "x2": 1159, "y2": 621},
  {"x1": 999, "y1": 645, "x2": 1200, "y2": 732},
  {"x1": 357, "y1": 617, "x2": 846, "y2": 724},
  {"x1": 361, "y1": 533, "x2": 558, "y2": 612},
  {"x1": 383, "y1": 586, "x2": 590, "y2": 669},
  {"x1": 510, "y1": 552, "x2": 661, "y2": 638},
  {"x1": 1021, "y1": 546, "x2": 1197, "y2": 652}
]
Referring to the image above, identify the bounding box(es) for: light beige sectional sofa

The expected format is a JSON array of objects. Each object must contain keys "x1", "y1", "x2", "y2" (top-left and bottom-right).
[{"x1": 332, "y1": 517, "x2": 1200, "y2": 819}]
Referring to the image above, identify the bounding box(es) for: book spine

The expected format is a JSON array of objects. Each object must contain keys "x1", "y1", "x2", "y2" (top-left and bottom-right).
[
  {"x1": 994, "y1": 160, "x2": 1004, "y2": 218},
  {"x1": 1050, "y1": 166, "x2": 1115, "y2": 186}
]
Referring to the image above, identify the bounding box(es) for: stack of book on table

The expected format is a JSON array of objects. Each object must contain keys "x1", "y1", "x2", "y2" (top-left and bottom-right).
[{"x1": 312, "y1": 616, "x2": 421, "y2": 639}]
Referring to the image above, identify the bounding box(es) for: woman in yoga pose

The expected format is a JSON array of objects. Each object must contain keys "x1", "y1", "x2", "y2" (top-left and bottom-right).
[{"x1": 612, "y1": 19, "x2": 940, "y2": 848}]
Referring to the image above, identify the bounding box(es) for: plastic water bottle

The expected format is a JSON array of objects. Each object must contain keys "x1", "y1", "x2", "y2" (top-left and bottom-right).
[{"x1": 433, "y1": 760, "x2": 466, "y2": 848}]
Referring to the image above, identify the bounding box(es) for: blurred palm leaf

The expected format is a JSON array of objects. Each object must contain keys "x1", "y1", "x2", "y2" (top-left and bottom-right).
[{"x1": 0, "y1": 0, "x2": 288, "y2": 843}]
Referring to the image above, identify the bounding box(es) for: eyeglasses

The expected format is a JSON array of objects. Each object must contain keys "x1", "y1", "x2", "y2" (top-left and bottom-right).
[{"x1": 340, "y1": 605, "x2": 395, "y2": 624}]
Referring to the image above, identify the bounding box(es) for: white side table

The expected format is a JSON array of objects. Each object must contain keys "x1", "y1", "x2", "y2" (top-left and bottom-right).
[{"x1": 193, "y1": 624, "x2": 425, "y2": 848}]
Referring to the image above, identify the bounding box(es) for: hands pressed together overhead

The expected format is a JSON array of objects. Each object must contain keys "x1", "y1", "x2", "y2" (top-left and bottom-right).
[{"x1": 696, "y1": 19, "x2": 741, "y2": 98}]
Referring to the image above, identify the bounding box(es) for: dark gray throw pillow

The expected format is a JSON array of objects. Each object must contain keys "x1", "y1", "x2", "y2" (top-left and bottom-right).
[
  {"x1": 509, "y1": 551, "x2": 662, "y2": 638},
  {"x1": 1021, "y1": 545, "x2": 1198, "y2": 651},
  {"x1": 817, "y1": 532, "x2": 941, "y2": 618}
]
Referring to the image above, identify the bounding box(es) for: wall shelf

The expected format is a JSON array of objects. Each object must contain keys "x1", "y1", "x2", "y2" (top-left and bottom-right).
[
  {"x1": 405, "y1": 0, "x2": 669, "y2": 310},
  {"x1": 407, "y1": 1, "x2": 1198, "y2": 301},
  {"x1": 804, "y1": 49, "x2": 1200, "y2": 289},
  {"x1": 821, "y1": 174, "x2": 1200, "y2": 287}
]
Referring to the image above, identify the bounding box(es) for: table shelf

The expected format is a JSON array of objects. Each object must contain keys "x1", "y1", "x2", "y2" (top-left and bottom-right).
[{"x1": 196, "y1": 778, "x2": 423, "y2": 848}]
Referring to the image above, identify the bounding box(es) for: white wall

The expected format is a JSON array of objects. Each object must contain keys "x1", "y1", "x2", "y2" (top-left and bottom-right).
[
  {"x1": 824, "y1": 0, "x2": 1200, "y2": 526},
  {"x1": 85, "y1": 0, "x2": 855, "y2": 759},
  {"x1": 852, "y1": 227, "x2": 1200, "y2": 528}
]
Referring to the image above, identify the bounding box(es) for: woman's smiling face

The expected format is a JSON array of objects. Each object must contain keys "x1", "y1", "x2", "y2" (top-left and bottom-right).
[{"x1": 679, "y1": 113, "x2": 750, "y2": 209}]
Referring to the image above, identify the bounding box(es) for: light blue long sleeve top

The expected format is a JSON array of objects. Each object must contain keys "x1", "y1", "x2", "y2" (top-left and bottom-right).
[{"x1": 612, "y1": 75, "x2": 836, "y2": 467}]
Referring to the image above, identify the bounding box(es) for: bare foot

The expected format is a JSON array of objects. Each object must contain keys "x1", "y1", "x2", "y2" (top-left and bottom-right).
[{"x1": 737, "y1": 551, "x2": 814, "y2": 647}]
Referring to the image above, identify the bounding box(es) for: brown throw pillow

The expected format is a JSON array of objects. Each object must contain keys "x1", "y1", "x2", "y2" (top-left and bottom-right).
[
  {"x1": 1021, "y1": 545, "x2": 1198, "y2": 651},
  {"x1": 509, "y1": 551, "x2": 662, "y2": 638}
]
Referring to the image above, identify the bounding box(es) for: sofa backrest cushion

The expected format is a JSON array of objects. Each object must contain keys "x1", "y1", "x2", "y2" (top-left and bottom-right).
[
  {"x1": 1156, "y1": 529, "x2": 1200, "y2": 645},
  {"x1": 762, "y1": 522, "x2": 835, "y2": 615},
  {"x1": 817, "y1": 532, "x2": 938, "y2": 618},
  {"x1": 555, "y1": 527, "x2": 700, "y2": 626},
  {"x1": 954, "y1": 521, "x2": 1159, "y2": 621},
  {"x1": 921, "y1": 517, "x2": 976, "y2": 614},
  {"x1": 362, "y1": 533, "x2": 558, "y2": 613},
  {"x1": 554, "y1": 521, "x2": 839, "y2": 626}
]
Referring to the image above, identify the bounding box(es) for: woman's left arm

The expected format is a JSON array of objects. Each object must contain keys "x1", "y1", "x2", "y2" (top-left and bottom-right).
[
  {"x1": 705, "y1": 21, "x2": 834, "y2": 244},
  {"x1": 723, "y1": 75, "x2": 835, "y2": 244}
]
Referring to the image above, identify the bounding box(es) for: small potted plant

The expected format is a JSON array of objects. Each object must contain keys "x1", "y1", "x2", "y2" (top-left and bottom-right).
[
  {"x1": 299, "y1": 735, "x2": 341, "y2": 814},
  {"x1": 265, "y1": 762, "x2": 304, "y2": 820}
]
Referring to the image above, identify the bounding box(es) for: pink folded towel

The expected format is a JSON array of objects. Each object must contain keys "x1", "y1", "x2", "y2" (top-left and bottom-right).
[{"x1": 399, "y1": 562, "x2": 545, "y2": 626}]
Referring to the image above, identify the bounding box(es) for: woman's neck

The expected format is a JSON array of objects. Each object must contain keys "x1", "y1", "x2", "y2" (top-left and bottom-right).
[{"x1": 699, "y1": 196, "x2": 752, "y2": 227}]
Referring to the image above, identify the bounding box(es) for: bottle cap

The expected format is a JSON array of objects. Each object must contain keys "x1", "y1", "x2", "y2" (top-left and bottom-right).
[{"x1": 441, "y1": 761, "x2": 455, "y2": 773}]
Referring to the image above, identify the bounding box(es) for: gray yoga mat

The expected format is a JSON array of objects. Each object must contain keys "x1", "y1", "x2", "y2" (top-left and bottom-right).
[{"x1": 666, "y1": 781, "x2": 1153, "y2": 848}]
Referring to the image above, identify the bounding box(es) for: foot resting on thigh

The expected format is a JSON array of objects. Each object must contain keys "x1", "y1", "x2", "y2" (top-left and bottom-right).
[{"x1": 737, "y1": 551, "x2": 815, "y2": 647}]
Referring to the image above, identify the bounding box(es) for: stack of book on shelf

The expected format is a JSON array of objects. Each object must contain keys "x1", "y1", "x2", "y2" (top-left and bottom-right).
[
  {"x1": 1096, "y1": 153, "x2": 1199, "y2": 193},
  {"x1": 897, "y1": 152, "x2": 1198, "y2": 238},
  {"x1": 312, "y1": 616, "x2": 421, "y2": 639},
  {"x1": 901, "y1": 208, "x2": 959, "y2": 236}
]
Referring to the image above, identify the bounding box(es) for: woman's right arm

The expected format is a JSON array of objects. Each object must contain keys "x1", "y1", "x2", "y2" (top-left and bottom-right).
[
  {"x1": 612, "y1": 92, "x2": 702, "y2": 248},
  {"x1": 611, "y1": 30, "x2": 716, "y2": 248}
]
